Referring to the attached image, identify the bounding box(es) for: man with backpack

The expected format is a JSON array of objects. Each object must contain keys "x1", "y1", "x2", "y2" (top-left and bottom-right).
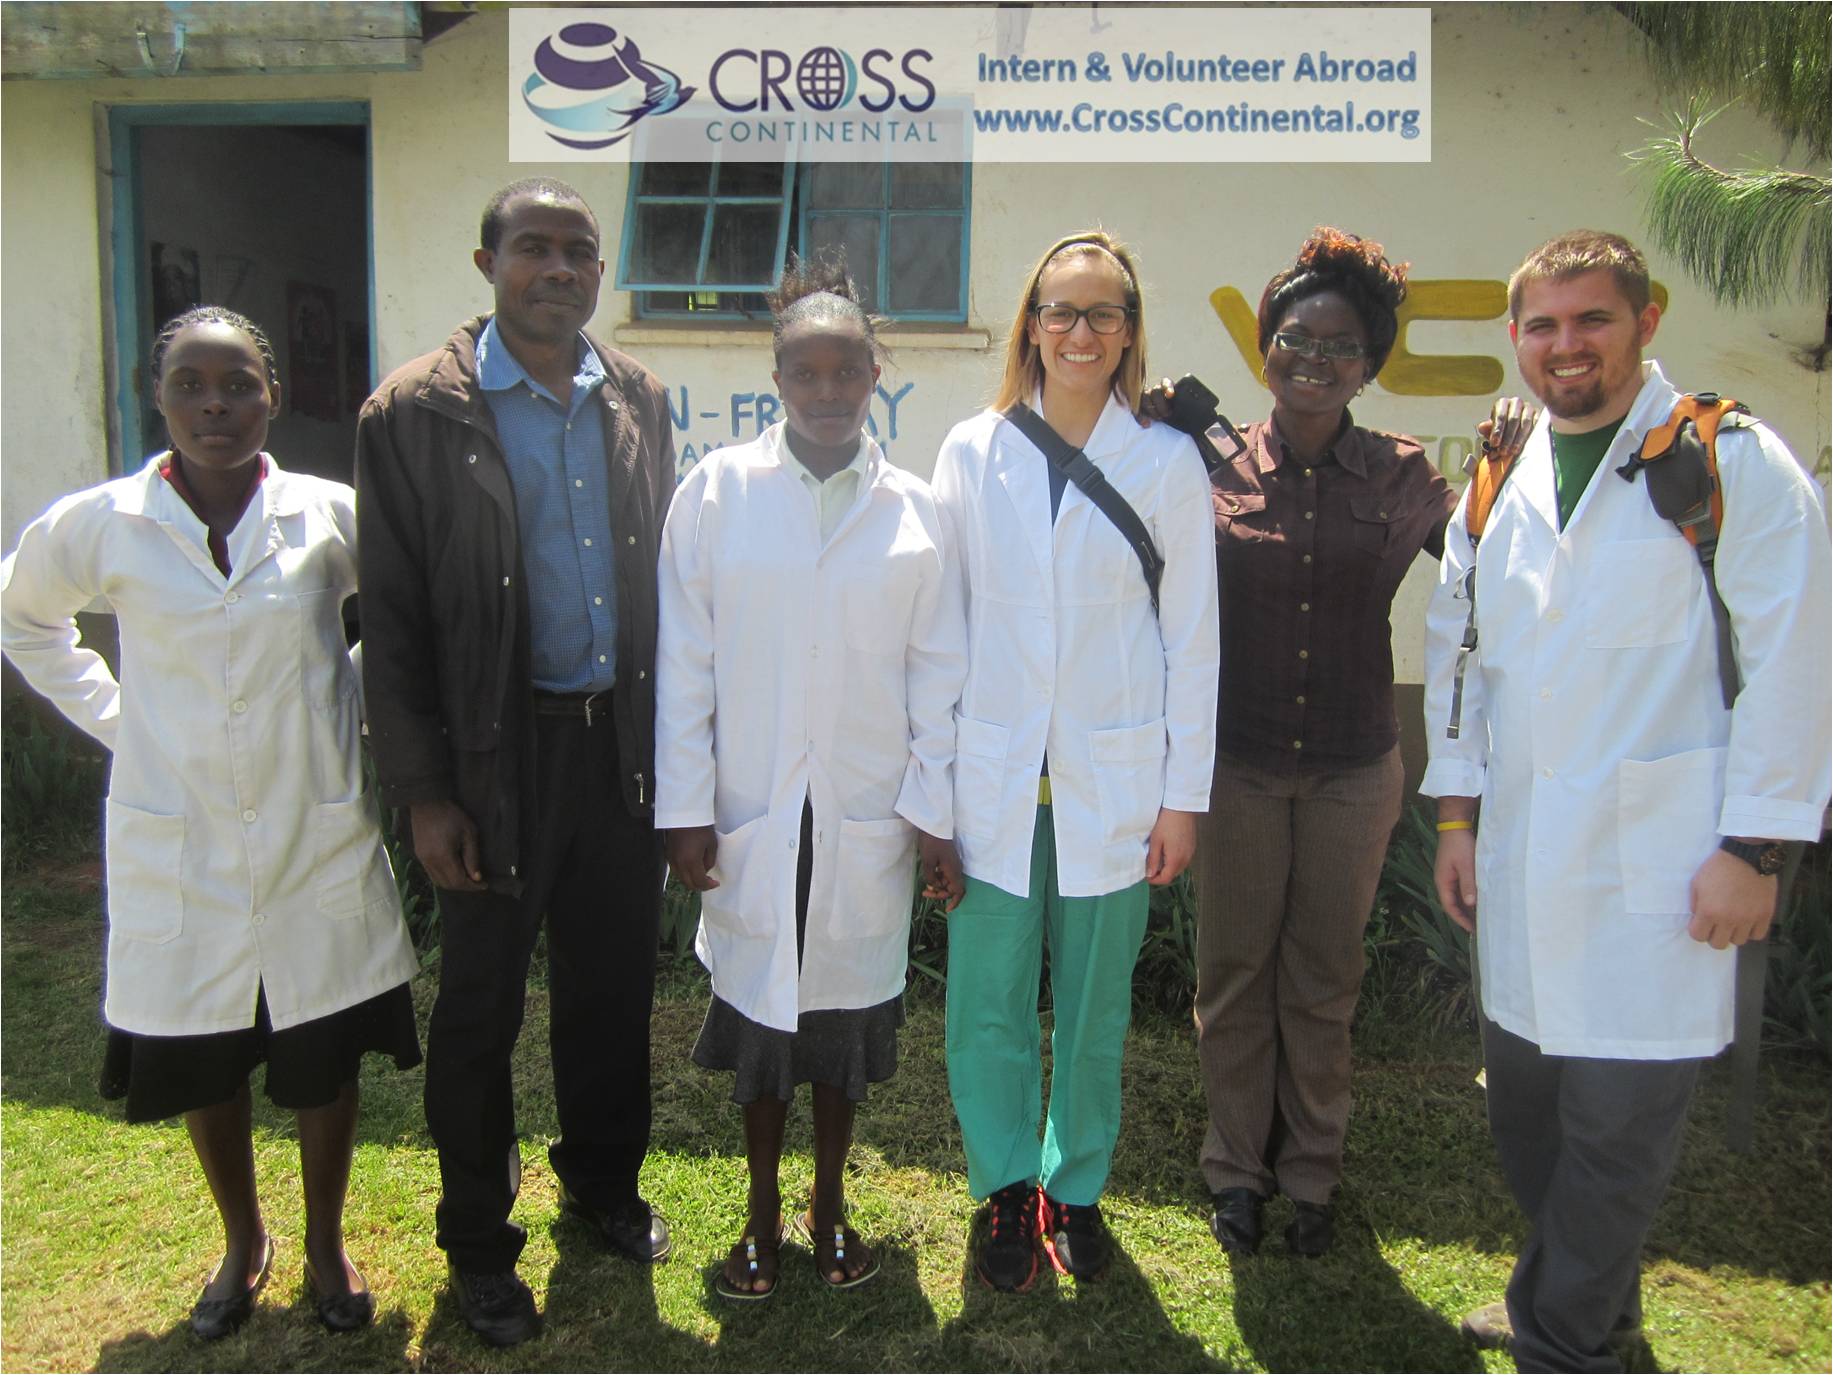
[{"x1": 1421, "y1": 230, "x2": 1830, "y2": 1372}]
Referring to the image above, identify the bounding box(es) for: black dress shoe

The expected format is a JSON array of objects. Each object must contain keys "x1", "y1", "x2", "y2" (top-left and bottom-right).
[
  {"x1": 190, "y1": 1236, "x2": 273, "y2": 1341},
  {"x1": 448, "y1": 1263, "x2": 540, "y2": 1348},
  {"x1": 1285, "y1": 1200, "x2": 1335, "y2": 1257},
  {"x1": 304, "y1": 1259, "x2": 375, "y2": 1333},
  {"x1": 1210, "y1": 1189, "x2": 1267, "y2": 1257},
  {"x1": 558, "y1": 1184, "x2": 673, "y2": 1262}
]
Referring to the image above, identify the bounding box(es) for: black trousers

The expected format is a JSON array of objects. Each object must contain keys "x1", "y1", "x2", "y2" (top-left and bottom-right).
[{"x1": 425, "y1": 706, "x2": 662, "y2": 1272}]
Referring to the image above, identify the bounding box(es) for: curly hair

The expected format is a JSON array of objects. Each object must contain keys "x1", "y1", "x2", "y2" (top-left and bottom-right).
[
  {"x1": 766, "y1": 251, "x2": 887, "y2": 366},
  {"x1": 1256, "y1": 227, "x2": 1410, "y2": 377},
  {"x1": 993, "y1": 229, "x2": 1149, "y2": 418},
  {"x1": 150, "y1": 306, "x2": 279, "y2": 388}
]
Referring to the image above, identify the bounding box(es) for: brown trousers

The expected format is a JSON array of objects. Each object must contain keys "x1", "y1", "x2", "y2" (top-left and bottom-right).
[{"x1": 1191, "y1": 746, "x2": 1403, "y2": 1203}]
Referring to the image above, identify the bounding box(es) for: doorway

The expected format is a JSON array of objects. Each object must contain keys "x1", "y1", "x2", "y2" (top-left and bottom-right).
[{"x1": 109, "y1": 103, "x2": 371, "y2": 482}]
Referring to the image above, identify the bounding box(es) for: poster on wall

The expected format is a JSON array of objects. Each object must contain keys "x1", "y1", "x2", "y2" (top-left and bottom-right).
[
  {"x1": 287, "y1": 281, "x2": 340, "y2": 421},
  {"x1": 150, "y1": 243, "x2": 200, "y2": 331},
  {"x1": 344, "y1": 320, "x2": 371, "y2": 414}
]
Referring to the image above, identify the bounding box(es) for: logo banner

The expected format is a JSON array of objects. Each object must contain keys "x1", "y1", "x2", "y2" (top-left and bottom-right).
[{"x1": 508, "y1": 6, "x2": 1431, "y2": 163}]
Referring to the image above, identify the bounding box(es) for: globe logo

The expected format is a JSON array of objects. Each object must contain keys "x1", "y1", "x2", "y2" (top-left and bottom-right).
[
  {"x1": 795, "y1": 47, "x2": 857, "y2": 112},
  {"x1": 523, "y1": 22, "x2": 695, "y2": 150}
]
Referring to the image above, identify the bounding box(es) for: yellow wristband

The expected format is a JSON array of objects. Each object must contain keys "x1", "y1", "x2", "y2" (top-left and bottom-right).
[{"x1": 1436, "y1": 819, "x2": 1474, "y2": 832}]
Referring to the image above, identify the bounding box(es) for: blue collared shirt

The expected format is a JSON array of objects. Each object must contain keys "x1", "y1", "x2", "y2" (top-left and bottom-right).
[{"x1": 477, "y1": 316, "x2": 618, "y2": 692}]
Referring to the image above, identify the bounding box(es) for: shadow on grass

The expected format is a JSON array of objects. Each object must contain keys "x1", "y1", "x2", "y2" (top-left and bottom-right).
[
  {"x1": 93, "y1": 1303, "x2": 416, "y2": 1373},
  {"x1": 1226, "y1": 1199, "x2": 1479, "y2": 1373},
  {"x1": 934, "y1": 1212, "x2": 1232, "y2": 1372}
]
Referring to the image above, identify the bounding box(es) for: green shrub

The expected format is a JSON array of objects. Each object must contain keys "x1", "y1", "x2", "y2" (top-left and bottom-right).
[{"x1": 1, "y1": 688, "x2": 107, "y2": 870}]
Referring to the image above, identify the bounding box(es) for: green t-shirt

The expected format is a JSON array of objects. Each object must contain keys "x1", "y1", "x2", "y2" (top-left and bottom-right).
[{"x1": 1551, "y1": 418, "x2": 1625, "y2": 529}]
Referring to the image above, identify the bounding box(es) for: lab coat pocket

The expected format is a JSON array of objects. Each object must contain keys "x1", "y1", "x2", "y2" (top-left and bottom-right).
[
  {"x1": 843, "y1": 581, "x2": 914, "y2": 658},
  {"x1": 104, "y1": 799, "x2": 185, "y2": 944},
  {"x1": 1089, "y1": 719, "x2": 1168, "y2": 845},
  {"x1": 699, "y1": 814, "x2": 773, "y2": 939},
  {"x1": 1617, "y1": 746, "x2": 1727, "y2": 915},
  {"x1": 314, "y1": 795, "x2": 394, "y2": 920},
  {"x1": 954, "y1": 715, "x2": 1011, "y2": 841},
  {"x1": 297, "y1": 587, "x2": 357, "y2": 710},
  {"x1": 828, "y1": 816, "x2": 916, "y2": 941},
  {"x1": 1585, "y1": 540, "x2": 1695, "y2": 649}
]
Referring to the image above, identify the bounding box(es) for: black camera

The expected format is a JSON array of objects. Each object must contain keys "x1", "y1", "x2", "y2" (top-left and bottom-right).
[{"x1": 1162, "y1": 374, "x2": 1246, "y2": 471}]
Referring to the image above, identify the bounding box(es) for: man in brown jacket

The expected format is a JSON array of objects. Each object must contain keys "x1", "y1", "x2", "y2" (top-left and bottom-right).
[{"x1": 357, "y1": 178, "x2": 675, "y2": 1347}]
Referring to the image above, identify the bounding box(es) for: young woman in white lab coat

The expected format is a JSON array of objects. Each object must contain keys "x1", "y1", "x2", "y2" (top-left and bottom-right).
[
  {"x1": 931, "y1": 231, "x2": 1219, "y2": 1289},
  {"x1": 0, "y1": 308, "x2": 420, "y2": 1339},
  {"x1": 655, "y1": 259, "x2": 966, "y2": 1299}
]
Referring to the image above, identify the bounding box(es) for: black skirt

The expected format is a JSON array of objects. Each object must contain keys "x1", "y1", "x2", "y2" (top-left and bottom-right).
[
  {"x1": 100, "y1": 982, "x2": 421, "y2": 1123},
  {"x1": 691, "y1": 795, "x2": 904, "y2": 1103}
]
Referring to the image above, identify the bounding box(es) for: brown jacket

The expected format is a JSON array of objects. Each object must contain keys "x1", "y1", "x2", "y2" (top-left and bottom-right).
[{"x1": 355, "y1": 316, "x2": 675, "y2": 893}]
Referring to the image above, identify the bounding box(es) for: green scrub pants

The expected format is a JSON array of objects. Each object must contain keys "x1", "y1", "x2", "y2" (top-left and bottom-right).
[{"x1": 945, "y1": 805, "x2": 1150, "y2": 1205}]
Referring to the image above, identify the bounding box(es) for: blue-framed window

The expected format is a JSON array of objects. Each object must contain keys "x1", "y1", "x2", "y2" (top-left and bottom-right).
[{"x1": 617, "y1": 160, "x2": 970, "y2": 322}]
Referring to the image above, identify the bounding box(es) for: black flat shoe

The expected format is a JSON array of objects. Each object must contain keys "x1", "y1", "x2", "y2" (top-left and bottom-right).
[
  {"x1": 190, "y1": 1235, "x2": 273, "y2": 1341},
  {"x1": 304, "y1": 1259, "x2": 375, "y2": 1333},
  {"x1": 1210, "y1": 1189, "x2": 1266, "y2": 1257},
  {"x1": 558, "y1": 1184, "x2": 673, "y2": 1262},
  {"x1": 1285, "y1": 1200, "x2": 1334, "y2": 1258}
]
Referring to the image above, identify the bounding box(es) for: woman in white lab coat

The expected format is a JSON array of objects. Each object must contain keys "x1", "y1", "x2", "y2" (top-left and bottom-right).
[
  {"x1": 655, "y1": 258, "x2": 966, "y2": 1299},
  {"x1": 931, "y1": 231, "x2": 1219, "y2": 1289},
  {"x1": 0, "y1": 308, "x2": 420, "y2": 1338}
]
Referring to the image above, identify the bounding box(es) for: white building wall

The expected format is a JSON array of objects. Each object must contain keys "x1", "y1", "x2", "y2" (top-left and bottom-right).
[{"x1": 5, "y1": 5, "x2": 1828, "y2": 698}]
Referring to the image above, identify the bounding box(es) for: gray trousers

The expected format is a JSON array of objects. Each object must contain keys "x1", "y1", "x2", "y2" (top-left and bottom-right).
[{"x1": 1482, "y1": 1018, "x2": 1701, "y2": 1373}]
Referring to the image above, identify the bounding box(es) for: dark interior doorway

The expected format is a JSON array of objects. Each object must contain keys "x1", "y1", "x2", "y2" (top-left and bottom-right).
[{"x1": 116, "y1": 107, "x2": 370, "y2": 483}]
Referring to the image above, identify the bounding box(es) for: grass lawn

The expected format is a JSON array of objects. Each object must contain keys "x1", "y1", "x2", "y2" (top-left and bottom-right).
[{"x1": 2, "y1": 857, "x2": 1827, "y2": 1373}]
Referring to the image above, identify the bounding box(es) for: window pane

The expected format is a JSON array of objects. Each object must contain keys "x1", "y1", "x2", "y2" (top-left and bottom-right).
[
  {"x1": 807, "y1": 214, "x2": 882, "y2": 311},
  {"x1": 807, "y1": 162, "x2": 883, "y2": 209},
  {"x1": 638, "y1": 163, "x2": 711, "y2": 196},
  {"x1": 714, "y1": 162, "x2": 786, "y2": 197},
  {"x1": 706, "y1": 203, "x2": 784, "y2": 286},
  {"x1": 887, "y1": 214, "x2": 962, "y2": 314},
  {"x1": 891, "y1": 163, "x2": 964, "y2": 209},
  {"x1": 631, "y1": 203, "x2": 706, "y2": 284}
]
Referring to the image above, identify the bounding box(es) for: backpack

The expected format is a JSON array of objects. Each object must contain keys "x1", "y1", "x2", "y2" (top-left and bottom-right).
[{"x1": 1445, "y1": 392, "x2": 1748, "y2": 740}]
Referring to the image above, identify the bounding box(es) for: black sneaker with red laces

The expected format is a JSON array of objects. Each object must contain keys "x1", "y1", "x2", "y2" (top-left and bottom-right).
[
  {"x1": 974, "y1": 1181, "x2": 1040, "y2": 1292},
  {"x1": 1038, "y1": 1189, "x2": 1111, "y2": 1280}
]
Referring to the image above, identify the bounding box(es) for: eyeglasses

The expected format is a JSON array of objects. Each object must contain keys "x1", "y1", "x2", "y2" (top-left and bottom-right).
[
  {"x1": 1033, "y1": 303, "x2": 1133, "y2": 335},
  {"x1": 1271, "y1": 330, "x2": 1367, "y2": 361}
]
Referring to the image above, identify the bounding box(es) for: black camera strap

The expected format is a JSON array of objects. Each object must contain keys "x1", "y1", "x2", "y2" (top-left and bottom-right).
[{"x1": 1002, "y1": 403, "x2": 1163, "y2": 616}]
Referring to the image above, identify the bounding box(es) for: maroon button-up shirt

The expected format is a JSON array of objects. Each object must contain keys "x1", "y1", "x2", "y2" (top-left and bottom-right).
[{"x1": 1211, "y1": 414, "x2": 1456, "y2": 774}]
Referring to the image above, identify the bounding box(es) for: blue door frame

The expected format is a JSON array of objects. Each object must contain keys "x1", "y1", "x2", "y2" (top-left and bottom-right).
[{"x1": 106, "y1": 101, "x2": 372, "y2": 472}]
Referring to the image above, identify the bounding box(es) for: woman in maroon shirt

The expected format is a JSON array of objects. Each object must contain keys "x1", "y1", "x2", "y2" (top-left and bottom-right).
[{"x1": 1187, "y1": 229, "x2": 1457, "y2": 1259}]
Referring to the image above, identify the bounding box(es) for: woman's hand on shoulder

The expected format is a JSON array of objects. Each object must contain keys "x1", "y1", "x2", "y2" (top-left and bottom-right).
[
  {"x1": 1139, "y1": 376, "x2": 1177, "y2": 425},
  {"x1": 1145, "y1": 807, "x2": 1198, "y2": 886},
  {"x1": 665, "y1": 825, "x2": 720, "y2": 891}
]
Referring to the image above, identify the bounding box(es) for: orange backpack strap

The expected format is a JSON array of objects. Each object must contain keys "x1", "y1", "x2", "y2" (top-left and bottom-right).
[{"x1": 1616, "y1": 392, "x2": 1750, "y2": 707}]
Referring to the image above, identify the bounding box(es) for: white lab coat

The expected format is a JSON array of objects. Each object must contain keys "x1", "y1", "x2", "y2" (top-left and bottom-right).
[
  {"x1": 1422, "y1": 362, "x2": 1831, "y2": 1059},
  {"x1": 654, "y1": 425, "x2": 966, "y2": 1032},
  {"x1": 0, "y1": 456, "x2": 417, "y2": 1036},
  {"x1": 930, "y1": 396, "x2": 1220, "y2": 899}
]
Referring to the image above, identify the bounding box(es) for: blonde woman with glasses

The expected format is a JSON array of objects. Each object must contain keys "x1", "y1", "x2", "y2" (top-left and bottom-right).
[{"x1": 930, "y1": 230, "x2": 1218, "y2": 1290}]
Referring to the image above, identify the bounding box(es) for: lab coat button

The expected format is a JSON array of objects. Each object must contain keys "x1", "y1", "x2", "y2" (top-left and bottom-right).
[
  {"x1": 627, "y1": 535, "x2": 637, "y2": 546},
  {"x1": 232, "y1": 700, "x2": 248, "y2": 713},
  {"x1": 225, "y1": 591, "x2": 241, "y2": 604},
  {"x1": 241, "y1": 808, "x2": 258, "y2": 823},
  {"x1": 1539, "y1": 687, "x2": 1553, "y2": 700},
  {"x1": 1547, "y1": 609, "x2": 1565, "y2": 623},
  {"x1": 252, "y1": 913, "x2": 265, "y2": 926},
  {"x1": 1541, "y1": 767, "x2": 1555, "y2": 779}
]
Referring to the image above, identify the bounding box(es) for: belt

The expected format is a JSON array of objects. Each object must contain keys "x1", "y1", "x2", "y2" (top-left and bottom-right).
[{"x1": 531, "y1": 688, "x2": 612, "y2": 726}]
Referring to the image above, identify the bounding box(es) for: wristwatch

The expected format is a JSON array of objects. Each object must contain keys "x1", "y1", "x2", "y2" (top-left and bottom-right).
[{"x1": 1719, "y1": 837, "x2": 1787, "y2": 876}]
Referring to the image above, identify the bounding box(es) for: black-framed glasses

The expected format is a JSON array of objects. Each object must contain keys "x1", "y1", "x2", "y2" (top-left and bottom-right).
[
  {"x1": 1033, "y1": 302, "x2": 1133, "y2": 335},
  {"x1": 1272, "y1": 330, "x2": 1367, "y2": 361}
]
